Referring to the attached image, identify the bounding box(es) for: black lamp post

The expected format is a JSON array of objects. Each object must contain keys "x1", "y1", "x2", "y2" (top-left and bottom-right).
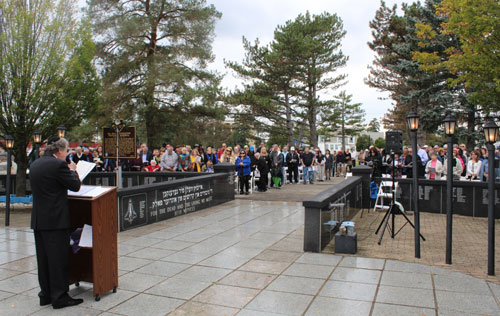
[
  {"x1": 57, "y1": 125, "x2": 66, "y2": 138},
  {"x1": 407, "y1": 111, "x2": 421, "y2": 258},
  {"x1": 484, "y1": 118, "x2": 498, "y2": 276},
  {"x1": 4, "y1": 135, "x2": 14, "y2": 226},
  {"x1": 443, "y1": 114, "x2": 456, "y2": 265},
  {"x1": 33, "y1": 130, "x2": 42, "y2": 159}
]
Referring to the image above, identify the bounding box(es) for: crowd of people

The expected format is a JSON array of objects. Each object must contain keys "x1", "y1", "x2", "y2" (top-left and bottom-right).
[
  {"x1": 57, "y1": 140, "x2": 500, "y2": 195},
  {"x1": 360, "y1": 143, "x2": 500, "y2": 182}
]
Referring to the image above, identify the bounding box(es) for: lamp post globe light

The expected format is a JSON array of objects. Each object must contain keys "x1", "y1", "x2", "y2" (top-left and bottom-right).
[
  {"x1": 406, "y1": 111, "x2": 421, "y2": 258},
  {"x1": 4, "y1": 135, "x2": 14, "y2": 226},
  {"x1": 484, "y1": 118, "x2": 499, "y2": 276},
  {"x1": 57, "y1": 125, "x2": 66, "y2": 138},
  {"x1": 443, "y1": 114, "x2": 456, "y2": 265},
  {"x1": 33, "y1": 130, "x2": 42, "y2": 159}
]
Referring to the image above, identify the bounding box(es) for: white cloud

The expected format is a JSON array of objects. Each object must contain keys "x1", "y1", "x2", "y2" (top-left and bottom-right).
[{"x1": 207, "y1": 0, "x2": 407, "y2": 121}]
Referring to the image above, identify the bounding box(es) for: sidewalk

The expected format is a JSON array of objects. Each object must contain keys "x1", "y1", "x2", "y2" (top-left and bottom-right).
[{"x1": 0, "y1": 200, "x2": 499, "y2": 315}]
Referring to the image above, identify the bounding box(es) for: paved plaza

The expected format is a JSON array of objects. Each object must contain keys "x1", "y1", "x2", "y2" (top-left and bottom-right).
[{"x1": 0, "y1": 200, "x2": 499, "y2": 315}]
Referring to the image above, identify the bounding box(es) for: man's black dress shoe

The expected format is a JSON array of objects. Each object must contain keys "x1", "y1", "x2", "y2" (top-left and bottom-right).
[{"x1": 52, "y1": 295, "x2": 84, "y2": 309}]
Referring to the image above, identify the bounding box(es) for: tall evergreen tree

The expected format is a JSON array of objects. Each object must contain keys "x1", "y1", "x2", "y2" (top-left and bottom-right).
[
  {"x1": 322, "y1": 91, "x2": 365, "y2": 151},
  {"x1": 0, "y1": 0, "x2": 100, "y2": 195},
  {"x1": 367, "y1": 118, "x2": 381, "y2": 132},
  {"x1": 88, "y1": 0, "x2": 221, "y2": 148},
  {"x1": 276, "y1": 12, "x2": 348, "y2": 146}
]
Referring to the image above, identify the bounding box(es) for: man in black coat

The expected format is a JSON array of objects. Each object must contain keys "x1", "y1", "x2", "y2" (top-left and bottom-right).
[
  {"x1": 30, "y1": 137, "x2": 83, "y2": 309},
  {"x1": 286, "y1": 147, "x2": 300, "y2": 183}
]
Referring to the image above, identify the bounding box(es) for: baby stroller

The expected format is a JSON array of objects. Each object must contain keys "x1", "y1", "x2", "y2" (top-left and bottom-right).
[{"x1": 271, "y1": 167, "x2": 282, "y2": 188}]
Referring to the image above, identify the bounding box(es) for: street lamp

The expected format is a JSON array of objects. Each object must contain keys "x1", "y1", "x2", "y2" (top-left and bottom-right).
[
  {"x1": 407, "y1": 111, "x2": 421, "y2": 258},
  {"x1": 112, "y1": 119, "x2": 123, "y2": 188},
  {"x1": 443, "y1": 114, "x2": 456, "y2": 265},
  {"x1": 57, "y1": 125, "x2": 66, "y2": 138},
  {"x1": 33, "y1": 130, "x2": 42, "y2": 159},
  {"x1": 4, "y1": 135, "x2": 14, "y2": 226},
  {"x1": 484, "y1": 118, "x2": 498, "y2": 276}
]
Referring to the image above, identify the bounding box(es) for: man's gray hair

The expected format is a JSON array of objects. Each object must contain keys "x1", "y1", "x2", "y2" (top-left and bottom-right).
[{"x1": 46, "y1": 138, "x2": 68, "y2": 155}]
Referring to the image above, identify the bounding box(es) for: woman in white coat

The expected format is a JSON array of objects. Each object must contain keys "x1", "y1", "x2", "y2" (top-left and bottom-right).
[{"x1": 425, "y1": 153, "x2": 444, "y2": 179}]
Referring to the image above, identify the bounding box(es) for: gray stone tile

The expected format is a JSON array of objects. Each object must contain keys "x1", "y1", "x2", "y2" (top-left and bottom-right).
[
  {"x1": 330, "y1": 267, "x2": 381, "y2": 284},
  {"x1": 219, "y1": 271, "x2": 276, "y2": 289},
  {"x1": 238, "y1": 259, "x2": 290, "y2": 275},
  {"x1": 118, "y1": 272, "x2": 166, "y2": 292},
  {"x1": 118, "y1": 256, "x2": 153, "y2": 271},
  {"x1": 0, "y1": 272, "x2": 39, "y2": 293},
  {"x1": 193, "y1": 284, "x2": 259, "y2": 308},
  {"x1": 385, "y1": 260, "x2": 431, "y2": 273},
  {"x1": 436, "y1": 290, "x2": 499, "y2": 315},
  {"x1": 319, "y1": 280, "x2": 377, "y2": 301},
  {"x1": 161, "y1": 251, "x2": 212, "y2": 264},
  {"x1": 339, "y1": 256, "x2": 385, "y2": 270},
  {"x1": 305, "y1": 296, "x2": 372, "y2": 316},
  {"x1": 146, "y1": 276, "x2": 211, "y2": 300},
  {"x1": 76, "y1": 288, "x2": 138, "y2": 311},
  {"x1": 250, "y1": 232, "x2": 287, "y2": 242},
  {"x1": 110, "y1": 293, "x2": 184, "y2": 316},
  {"x1": 434, "y1": 274, "x2": 491, "y2": 294},
  {"x1": 372, "y1": 303, "x2": 435, "y2": 316},
  {"x1": 283, "y1": 263, "x2": 333, "y2": 279},
  {"x1": 237, "y1": 310, "x2": 285, "y2": 316},
  {"x1": 0, "y1": 255, "x2": 37, "y2": 272},
  {"x1": 0, "y1": 252, "x2": 31, "y2": 265},
  {"x1": 437, "y1": 310, "x2": 486, "y2": 316},
  {"x1": 254, "y1": 249, "x2": 301, "y2": 263},
  {"x1": 267, "y1": 275, "x2": 324, "y2": 295},
  {"x1": 0, "y1": 290, "x2": 14, "y2": 301},
  {"x1": 295, "y1": 253, "x2": 342, "y2": 266},
  {"x1": 169, "y1": 301, "x2": 239, "y2": 316},
  {"x1": 122, "y1": 236, "x2": 164, "y2": 247},
  {"x1": 236, "y1": 238, "x2": 277, "y2": 249},
  {"x1": 135, "y1": 261, "x2": 190, "y2": 277},
  {"x1": 126, "y1": 248, "x2": 176, "y2": 260},
  {"x1": 0, "y1": 294, "x2": 43, "y2": 315},
  {"x1": 376, "y1": 285, "x2": 435, "y2": 308},
  {"x1": 175, "y1": 265, "x2": 232, "y2": 282},
  {"x1": 217, "y1": 245, "x2": 264, "y2": 259},
  {"x1": 31, "y1": 305, "x2": 102, "y2": 316},
  {"x1": 0, "y1": 268, "x2": 21, "y2": 281},
  {"x1": 117, "y1": 243, "x2": 142, "y2": 256},
  {"x1": 490, "y1": 282, "x2": 500, "y2": 302},
  {"x1": 380, "y1": 270, "x2": 432, "y2": 289},
  {"x1": 150, "y1": 239, "x2": 195, "y2": 251},
  {"x1": 199, "y1": 254, "x2": 250, "y2": 270},
  {"x1": 269, "y1": 238, "x2": 303, "y2": 252},
  {"x1": 246, "y1": 290, "x2": 313, "y2": 316}
]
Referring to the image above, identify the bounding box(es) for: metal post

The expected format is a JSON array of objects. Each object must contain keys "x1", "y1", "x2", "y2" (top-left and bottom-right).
[
  {"x1": 412, "y1": 131, "x2": 420, "y2": 258},
  {"x1": 446, "y1": 136, "x2": 453, "y2": 264},
  {"x1": 116, "y1": 126, "x2": 120, "y2": 188},
  {"x1": 5, "y1": 149, "x2": 11, "y2": 226},
  {"x1": 35, "y1": 143, "x2": 39, "y2": 160},
  {"x1": 487, "y1": 143, "x2": 495, "y2": 275}
]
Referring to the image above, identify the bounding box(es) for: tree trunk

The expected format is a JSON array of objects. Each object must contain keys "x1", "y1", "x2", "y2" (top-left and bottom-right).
[
  {"x1": 341, "y1": 107, "x2": 345, "y2": 151},
  {"x1": 465, "y1": 101, "x2": 476, "y2": 151},
  {"x1": 14, "y1": 142, "x2": 28, "y2": 197},
  {"x1": 284, "y1": 89, "x2": 293, "y2": 147}
]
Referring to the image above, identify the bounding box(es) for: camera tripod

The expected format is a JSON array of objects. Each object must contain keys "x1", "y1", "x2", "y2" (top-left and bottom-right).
[{"x1": 375, "y1": 152, "x2": 426, "y2": 245}]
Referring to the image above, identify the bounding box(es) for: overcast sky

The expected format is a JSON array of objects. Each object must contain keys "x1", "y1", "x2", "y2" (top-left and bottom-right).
[{"x1": 206, "y1": 0, "x2": 407, "y2": 122}]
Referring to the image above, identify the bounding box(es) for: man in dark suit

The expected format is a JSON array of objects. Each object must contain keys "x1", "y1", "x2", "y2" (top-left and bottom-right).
[
  {"x1": 30, "y1": 137, "x2": 84, "y2": 309},
  {"x1": 138, "y1": 143, "x2": 153, "y2": 166}
]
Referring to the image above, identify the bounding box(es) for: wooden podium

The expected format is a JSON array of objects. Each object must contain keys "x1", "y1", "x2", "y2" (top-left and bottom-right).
[{"x1": 68, "y1": 186, "x2": 118, "y2": 301}]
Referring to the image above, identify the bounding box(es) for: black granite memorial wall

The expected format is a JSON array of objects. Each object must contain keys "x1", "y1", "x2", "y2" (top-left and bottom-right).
[
  {"x1": 116, "y1": 171, "x2": 234, "y2": 231},
  {"x1": 303, "y1": 176, "x2": 363, "y2": 252}
]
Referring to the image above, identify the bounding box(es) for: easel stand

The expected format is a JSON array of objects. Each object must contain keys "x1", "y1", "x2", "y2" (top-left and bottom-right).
[{"x1": 375, "y1": 152, "x2": 426, "y2": 245}]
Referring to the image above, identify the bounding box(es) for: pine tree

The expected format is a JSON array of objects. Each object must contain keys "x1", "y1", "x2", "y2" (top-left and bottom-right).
[
  {"x1": 367, "y1": 118, "x2": 381, "y2": 132},
  {"x1": 88, "y1": 0, "x2": 221, "y2": 147}
]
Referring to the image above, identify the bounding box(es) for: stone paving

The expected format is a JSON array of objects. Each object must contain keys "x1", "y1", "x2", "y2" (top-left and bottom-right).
[{"x1": 0, "y1": 200, "x2": 499, "y2": 315}]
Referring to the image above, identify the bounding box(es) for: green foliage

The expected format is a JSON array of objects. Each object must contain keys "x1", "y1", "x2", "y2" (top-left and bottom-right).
[
  {"x1": 89, "y1": 0, "x2": 222, "y2": 148},
  {"x1": 0, "y1": 0, "x2": 100, "y2": 195},
  {"x1": 226, "y1": 11, "x2": 347, "y2": 147},
  {"x1": 367, "y1": 118, "x2": 380, "y2": 132},
  {"x1": 356, "y1": 135, "x2": 372, "y2": 151},
  {"x1": 374, "y1": 137, "x2": 386, "y2": 149}
]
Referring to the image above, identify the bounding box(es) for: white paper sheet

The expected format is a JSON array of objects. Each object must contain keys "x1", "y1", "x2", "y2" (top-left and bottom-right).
[
  {"x1": 76, "y1": 160, "x2": 96, "y2": 182},
  {"x1": 68, "y1": 185, "x2": 113, "y2": 197},
  {"x1": 79, "y1": 224, "x2": 93, "y2": 248}
]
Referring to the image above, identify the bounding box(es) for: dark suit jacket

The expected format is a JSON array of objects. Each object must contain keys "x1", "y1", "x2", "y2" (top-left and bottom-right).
[
  {"x1": 138, "y1": 151, "x2": 153, "y2": 165},
  {"x1": 30, "y1": 153, "x2": 81, "y2": 230}
]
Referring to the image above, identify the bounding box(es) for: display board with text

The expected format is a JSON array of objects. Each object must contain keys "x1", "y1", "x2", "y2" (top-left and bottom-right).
[{"x1": 102, "y1": 126, "x2": 137, "y2": 159}]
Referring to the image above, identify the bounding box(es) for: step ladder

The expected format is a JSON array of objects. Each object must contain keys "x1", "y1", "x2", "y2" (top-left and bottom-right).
[{"x1": 373, "y1": 180, "x2": 398, "y2": 212}]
